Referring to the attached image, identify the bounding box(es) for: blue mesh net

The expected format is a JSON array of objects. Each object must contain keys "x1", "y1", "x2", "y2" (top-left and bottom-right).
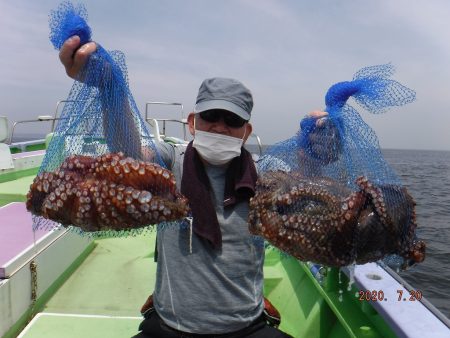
[
  {"x1": 26, "y1": 2, "x2": 189, "y2": 236},
  {"x1": 251, "y1": 64, "x2": 425, "y2": 268},
  {"x1": 49, "y1": 1, "x2": 91, "y2": 49}
]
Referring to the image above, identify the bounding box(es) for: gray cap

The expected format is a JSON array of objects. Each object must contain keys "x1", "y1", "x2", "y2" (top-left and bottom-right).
[{"x1": 194, "y1": 77, "x2": 253, "y2": 120}]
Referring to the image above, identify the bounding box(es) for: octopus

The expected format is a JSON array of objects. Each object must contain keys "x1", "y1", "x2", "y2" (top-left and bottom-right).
[
  {"x1": 26, "y1": 152, "x2": 189, "y2": 232},
  {"x1": 248, "y1": 171, "x2": 426, "y2": 267}
]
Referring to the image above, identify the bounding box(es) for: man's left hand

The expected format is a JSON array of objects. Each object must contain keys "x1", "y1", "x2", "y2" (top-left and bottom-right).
[{"x1": 302, "y1": 110, "x2": 342, "y2": 165}]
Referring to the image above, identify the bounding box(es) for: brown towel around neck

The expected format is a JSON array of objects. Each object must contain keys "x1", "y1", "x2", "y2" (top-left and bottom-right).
[{"x1": 181, "y1": 141, "x2": 257, "y2": 249}]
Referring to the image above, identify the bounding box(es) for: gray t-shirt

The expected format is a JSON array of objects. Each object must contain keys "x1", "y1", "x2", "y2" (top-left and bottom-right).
[{"x1": 153, "y1": 142, "x2": 265, "y2": 334}]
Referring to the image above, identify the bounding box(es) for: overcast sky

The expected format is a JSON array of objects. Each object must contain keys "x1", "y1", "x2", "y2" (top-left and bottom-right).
[{"x1": 1, "y1": 0, "x2": 450, "y2": 151}]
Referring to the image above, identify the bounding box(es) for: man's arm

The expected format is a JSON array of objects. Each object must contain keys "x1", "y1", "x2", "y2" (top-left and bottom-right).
[
  {"x1": 59, "y1": 36, "x2": 143, "y2": 159},
  {"x1": 99, "y1": 84, "x2": 143, "y2": 160}
]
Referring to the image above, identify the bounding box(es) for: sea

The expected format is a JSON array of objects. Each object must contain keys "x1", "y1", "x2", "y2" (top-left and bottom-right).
[
  {"x1": 13, "y1": 135, "x2": 450, "y2": 319},
  {"x1": 383, "y1": 149, "x2": 450, "y2": 320}
]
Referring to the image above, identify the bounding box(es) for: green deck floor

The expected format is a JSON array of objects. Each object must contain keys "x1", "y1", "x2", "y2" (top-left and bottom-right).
[
  {"x1": 18, "y1": 314, "x2": 142, "y2": 338},
  {"x1": 43, "y1": 233, "x2": 157, "y2": 317},
  {"x1": 0, "y1": 175, "x2": 35, "y2": 207},
  {"x1": 16, "y1": 232, "x2": 157, "y2": 338}
]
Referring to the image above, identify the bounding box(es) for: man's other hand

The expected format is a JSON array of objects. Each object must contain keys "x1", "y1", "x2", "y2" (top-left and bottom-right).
[{"x1": 303, "y1": 110, "x2": 342, "y2": 165}]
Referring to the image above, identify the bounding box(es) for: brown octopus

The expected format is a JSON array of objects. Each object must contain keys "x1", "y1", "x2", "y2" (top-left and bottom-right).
[
  {"x1": 26, "y1": 152, "x2": 189, "y2": 232},
  {"x1": 248, "y1": 171, "x2": 426, "y2": 267}
]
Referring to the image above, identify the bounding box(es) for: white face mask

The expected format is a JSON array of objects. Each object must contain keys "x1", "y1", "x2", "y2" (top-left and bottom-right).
[{"x1": 192, "y1": 120, "x2": 246, "y2": 165}]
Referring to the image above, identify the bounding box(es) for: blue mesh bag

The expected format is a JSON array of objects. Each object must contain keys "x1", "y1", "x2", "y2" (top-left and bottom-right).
[
  {"x1": 26, "y1": 2, "x2": 189, "y2": 235},
  {"x1": 250, "y1": 64, "x2": 426, "y2": 268}
]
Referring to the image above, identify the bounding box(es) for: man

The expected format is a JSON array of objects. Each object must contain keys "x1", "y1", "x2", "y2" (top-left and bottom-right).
[
  {"x1": 59, "y1": 36, "x2": 328, "y2": 337},
  {"x1": 136, "y1": 78, "x2": 290, "y2": 337}
]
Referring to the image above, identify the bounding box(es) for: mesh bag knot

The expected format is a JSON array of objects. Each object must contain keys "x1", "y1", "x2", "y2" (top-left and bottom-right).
[{"x1": 49, "y1": 1, "x2": 91, "y2": 49}]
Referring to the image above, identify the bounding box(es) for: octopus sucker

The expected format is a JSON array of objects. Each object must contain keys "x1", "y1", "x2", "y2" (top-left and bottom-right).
[
  {"x1": 27, "y1": 153, "x2": 190, "y2": 232},
  {"x1": 249, "y1": 171, "x2": 426, "y2": 267}
]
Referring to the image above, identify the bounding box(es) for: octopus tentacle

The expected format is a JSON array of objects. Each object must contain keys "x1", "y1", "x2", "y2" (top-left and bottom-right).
[
  {"x1": 249, "y1": 171, "x2": 425, "y2": 267},
  {"x1": 27, "y1": 153, "x2": 189, "y2": 232}
]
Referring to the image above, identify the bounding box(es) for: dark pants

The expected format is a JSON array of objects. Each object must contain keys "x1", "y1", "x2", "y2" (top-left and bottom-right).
[{"x1": 131, "y1": 311, "x2": 292, "y2": 338}]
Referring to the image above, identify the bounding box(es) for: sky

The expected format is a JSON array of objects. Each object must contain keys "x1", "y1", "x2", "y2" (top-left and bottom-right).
[{"x1": 1, "y1": 0, "x2": 450, "y2": 151}]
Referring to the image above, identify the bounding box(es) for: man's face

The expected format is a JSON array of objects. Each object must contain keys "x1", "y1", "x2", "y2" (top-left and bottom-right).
[{"x1": 188, "y1": 109, "x2": 252, "y2": 143}]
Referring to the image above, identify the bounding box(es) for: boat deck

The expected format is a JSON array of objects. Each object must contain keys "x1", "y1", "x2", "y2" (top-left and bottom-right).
[
  {"x1": 0, "y1": 148, "x2": 44, "y2": 206},
  {"x1": 0, "y1": 174, "x2": 35, "y2": 206},
  {"x1": 42, "y1": 234, "x2": 156, "y2": 317},
  {"x1": 18, "y1": 313, "x2": 141, "y2": 338},
  {"x1": 17, "y1": 233, "x2": 156, "y2": 338}
]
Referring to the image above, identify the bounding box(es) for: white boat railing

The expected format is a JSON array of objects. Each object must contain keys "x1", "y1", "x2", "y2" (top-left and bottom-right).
[
  {"x1": 5, "y1": 100, "x2": 263, "y2": 156},
  {"x1": 7, "y1": 116, "x2": 57, "y2": 150},
  {"x1": 51, "y1": 100, "x2": 85, "y2": 132},
  {"x1": 145, "y1": 101, "x2": 187, "y2": 140},
  {"x1": 6, "y1": 100, "x2": 79, "y2": 146}
]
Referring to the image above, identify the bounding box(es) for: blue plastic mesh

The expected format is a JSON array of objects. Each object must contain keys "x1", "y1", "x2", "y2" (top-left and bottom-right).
[
  {"x1": 27, "y1": 2, "x2": 189, "y2": 236},
  {"x1": 261, "y1": 64, "x2": 416, "y2": 185},
  {"x1": 49, "y1": 1, "x2": 91, "y2": 49},
  {"x1": 251, "y1": 65, "x2": 425, "y2": 268}
]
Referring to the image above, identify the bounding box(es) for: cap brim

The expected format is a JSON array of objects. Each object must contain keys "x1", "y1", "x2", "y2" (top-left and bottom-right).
[{"x1": 194, "y1": 99, "x2": 250, "y2": 120}]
